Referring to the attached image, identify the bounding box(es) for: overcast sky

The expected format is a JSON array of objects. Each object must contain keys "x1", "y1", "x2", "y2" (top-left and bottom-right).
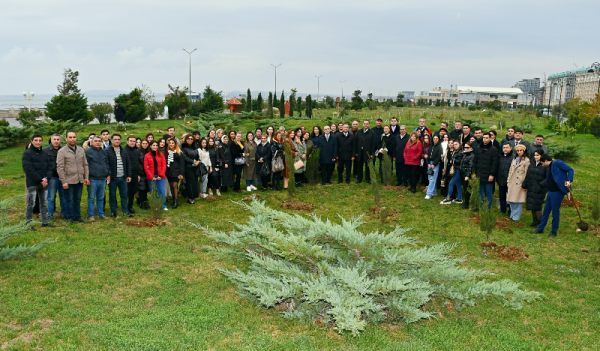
[{"x1": 2, "y1": 0, "x2": 598, "y2": 97}]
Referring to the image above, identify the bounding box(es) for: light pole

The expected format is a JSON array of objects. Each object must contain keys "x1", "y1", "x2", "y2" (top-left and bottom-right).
[
  {"x1": 23, "y1": 91, "x2": 34, "y2": 112},
  {"x1": 340, "y1": 80, "x2": 346, "y2": 100},
  {"x1": 315, "y1": 75, "x2": 322, "y2": 102},
  {"x1": 270, "y1": 63, "x2": 281, "y2": 96},
  {"x1": 183, "y1": 48, "x2": 197, "y2": 101}
]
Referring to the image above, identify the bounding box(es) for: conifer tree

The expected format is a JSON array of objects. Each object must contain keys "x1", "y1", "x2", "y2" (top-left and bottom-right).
[
  {"x1": 267, "y1": 92, "x2": 274, "y2": 117},
  {"x1": 297, "y1": 97, "x2": 302, "y2": 117},
  {"x1": 283, "y1": 141, "x2": 296, "y2": 201},
  {"x1": 255, "y1": 92, "x2": 263, "y2": 112},
  {"x1": 247, "y1": 88, "x2": 252, "y2": 112},
  {"x1": 305, "y1": 95, "x2": 313, "y2": 119},
  {"x1": 289, "y1": 90, "x2": 296, "y2": 117},
  {"x1": 45, "y1": 68, "x2": 92, "y2": 124},
  {"x1": 304, "y1": 147, "x2": 320, "y2": 184},
  {"x1": 380, "y1": 141, "x2": 393, "y2": 186},
  {"x1": 280, "y1": 91, "x2": 285, "y2": 118},
  {"x1": 469, "y1": 176, "x2": 481, "y2": 212},
  {"x1": 195, "y1": 201, "x2": 542, "y2": 336}
]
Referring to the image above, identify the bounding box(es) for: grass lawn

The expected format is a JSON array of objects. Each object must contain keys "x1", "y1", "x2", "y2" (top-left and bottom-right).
[{"x1": 1, "y1": 108, "x2": 599, "y2": 350}]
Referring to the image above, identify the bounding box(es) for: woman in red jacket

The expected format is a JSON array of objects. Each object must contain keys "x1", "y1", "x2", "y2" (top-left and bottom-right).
[
  {"x1": 403, "y1": 132, "x2": 423, "y2": 194},
  {"x1": 144, "y1": 141, "x2": 168, "y2": 210}
]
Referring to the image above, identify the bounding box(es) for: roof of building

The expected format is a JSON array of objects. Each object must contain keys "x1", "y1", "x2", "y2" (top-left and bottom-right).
[
  {"x1": 225, "y1": 98, "x2": 243, "y2": 105},
  {"x1": 548, "y1": 66, "x2": 599, "y2": 79},
  {"x1": 457, "y1": 86, "x2": 523, "y2": 94}
]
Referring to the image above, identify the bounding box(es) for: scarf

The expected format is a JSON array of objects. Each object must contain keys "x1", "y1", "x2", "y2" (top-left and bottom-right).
[
  {"x1": 167, "y1": 150, "x2": 175, "y2": 167},
  {"x1": 235, "y1": 140, "x2": 244, "y2": 150}
]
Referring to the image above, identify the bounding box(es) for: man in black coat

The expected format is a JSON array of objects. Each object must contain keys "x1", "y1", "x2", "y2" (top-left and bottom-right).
[
  {"x1": 460, "y1": 124, "x2": 474, "y2": 148},
  {"x1": 22, "y1": 133, "x2": 54, "y2": 229},
  {"x1": 449, "y1": 121, "x2": 463, "y2": 141},
  {"x1": 319, "y1": 126, "x2": 338, "y2": 185},
  {"x1": 336, "y1": 124, "x2": 355, "y2": 184},
  {"x1": 356, "y1": 120, "x2": 377, "y2": 183},
  {"x1": 126, "y1": 135, "x2": 142, "y2": 213},
  {"x1": 43, "y1": 133, "x2": 65, "y2": 220},
  {"x1": 114, "y1": 102, "x2": 126, "y2": 127},
  {"x1": 350, "y1": 120, "x2": 360, "y2": 178},
  {"x1": 389, "y1": 117, "x2": 400, "y2": 136},
  {"x1": 474, "y1": 132, "x2": 498, "y2": 210},
  {"x1": 513, "y1": 129, "x2": 530, "y2": 156},
  {"x1": 393, "y1": 125, "x2": 410, "y2": 186},
  {"x1": 105, "y1": 133, "x2": 132, "y2": 217},
  {"x1": 496, "y1": 143, "x2": 514, "y2": 215}
]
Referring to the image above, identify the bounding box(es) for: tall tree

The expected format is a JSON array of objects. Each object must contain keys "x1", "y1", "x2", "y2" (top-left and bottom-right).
[
  {"x1": 280, "y1": 90, "x2": 285, "y2": 118},
  {"x1": 200, "y1": 85, "x2": 224, "y2": 113},
  {"x1": 297, "y1": 96, "x2": 302, "y2": 117},
  {"x1": 45, "y1": 68, "x2": 92, "y2": 124},
  {"x1": 115, "y1": 88, "x2": 147, "y2": 123},
  {"x1": 289, "y1": 89, "x2": 297, "y2": 117},
  {"x1": 267, "y1": 92, "x2": 274, "y2": 117},
  {"x1": 247, "y1": 88, "x2": 252, "y2": 112},
  {"x1": 351, "y1": 90, "x2": 364, "y2": 111},
  {"x1": 273, "y1": 92, "x2": 278, "y2": 111},
  {"x1": 164, "y1": 85, "x2": 189, "y2": 120},
  {"x1": 305, "y1": 95, "x2": 313, "y2": 119},
  {"x1": 255, "y1": 92, "x2": 264, "y2": 112}
]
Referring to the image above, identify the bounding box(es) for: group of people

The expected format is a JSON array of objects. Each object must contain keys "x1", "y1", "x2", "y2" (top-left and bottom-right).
[{"x1": 22, "y1": 118, "x2": 574, "y2": 237}]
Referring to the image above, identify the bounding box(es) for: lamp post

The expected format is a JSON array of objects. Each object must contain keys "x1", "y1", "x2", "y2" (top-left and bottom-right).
[
  {"x1": 270, "y1": 63, "x2": 281, "y2": 96},
  {"x1": 183, "y1": 48, "x2": 197, "y2": 101},
  {"x1": 315, "y1": 75, "x2": 322, "y2": 102},
  {"x1": 340, "y1": 80, "x2": 346, "y2": 100},
  {"x1": 23, "y1": 91, "x2": 34, "y2": 112}
]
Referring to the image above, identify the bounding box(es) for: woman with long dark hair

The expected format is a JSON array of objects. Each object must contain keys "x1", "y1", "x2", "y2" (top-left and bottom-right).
[
  {"x1": 243, "y1": 132, "x2": 258, "y2": 191},
  {"x1": 293, "y1": 128, "x2": 306, "y2": 187},
  {"x1": 207, "y1": 137, "x2": 221, "y2": 196},
  {"x1": 271, "y1": 132, "x2": 285, "y2": 191},
  {"x1": 441, "y1": 140, "x2": 464, "y2": 205},
  {"x1": 525, "y1": 150, "x2": 548, "y2": 228},
  {"x1": 181, "y1": 133, "x2": 200, "y2": 204},
  {"x1": 158, "y1": 137, "x2": 167, "y2": 155},
  {"x1": 256, "y1": 134, "x2": 272, "y2": 191},
  {"x1": 421, "y1": 134, "x2": 431, "y2": 186},
  {"x1": 143, "y1": 141, "x2": 168, "y2": 211},
  {"x1": 459, "y1": 142, "x2": 475, "y2": 210},
  {"x1": 310, "y1": 125, "x2": 323, "y2": 148},
  {"x1": 137, "y1": 138, "x2": 150, "y2": 209},
  {"x1": 230, "y1": 132, "x2": 245, "y2": 192},
  {"x1": 166, "y1": 138, "x2": 184, "y2": 209},
  {"x1": 283, "y1": 130, "x2": 296, "y2": 190},
  {"x1": 506, "y1": 144, "x2": 530, "y2": 221},
  {"x1": 198, "y1": 138, "x2": 211, "y2": 198},
  {"x1": 219, "y1": 135, "x2": 234, "y2": 192}
]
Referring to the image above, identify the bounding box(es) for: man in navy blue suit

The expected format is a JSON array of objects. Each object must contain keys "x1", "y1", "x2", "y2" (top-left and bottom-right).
[{"x1": 532, "y1": 155, "x2": 574, "y2": 237}]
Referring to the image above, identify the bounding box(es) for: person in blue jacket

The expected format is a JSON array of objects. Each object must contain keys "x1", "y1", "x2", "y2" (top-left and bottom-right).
[{"x1": 531, "y1": 155, "x2": 574, "y2": 237}]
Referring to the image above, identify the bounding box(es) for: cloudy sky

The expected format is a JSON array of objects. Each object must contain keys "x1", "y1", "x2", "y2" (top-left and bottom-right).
[{"x1": 2, "y1": 0, "x2": 597, "y2": 97}]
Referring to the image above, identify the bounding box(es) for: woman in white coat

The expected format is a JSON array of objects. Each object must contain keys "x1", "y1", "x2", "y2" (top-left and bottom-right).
[{"x1": 506, "y1": 144, "x2": 530, "y2": 221}]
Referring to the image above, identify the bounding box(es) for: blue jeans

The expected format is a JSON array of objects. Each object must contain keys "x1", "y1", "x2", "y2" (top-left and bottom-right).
[
  {"x1": 245, "y1": 179, "x2": 256, "y2": 187},
  {"x1": 148, "y1": 178, "x2": 167, "y2": 209},
  {"x1": 426, "y1": 163, "x2": 440, "y2": 197},
  {"x1": 109, "y1": 176, "x2": 129, "y2": 215},
  {"x1": 508, "y1": 202, "x2": 523, "y2": 221},
  {"x1": 47, "y1": 176, "x2": 65, "y2": 217},
  {"x1": 479, "y1": 182, "x2": 494, "y2": 209},
  {"x1": 447, "y1": 170, "x2": 462, "y2": 200},
  {"x1": 87, "y1": 179, "x2": 106, "y2": 218},
  {"x1": 63, "y1": 183, "x2": 83, "y2": 221},
  {"x1": 538, "y1": 191, "x2": 565, "y2": 234}
]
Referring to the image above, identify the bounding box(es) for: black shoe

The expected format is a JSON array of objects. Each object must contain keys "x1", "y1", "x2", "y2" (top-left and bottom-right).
[
  {"x1": 548, "y1": 232, "x2": 557, "y2": 238},
  {"x1": 128, "y1": 207, "x2": 136, "y2": 214},
  {"x1": 41, "y1": 224, "x2": 56, "y2": 228},
  {"x1": 28, "y1": 226, "x2": 36, "y2": 231},
  {"x1": 173, "y1": 198, "x2": 178, "y2": 209},
  {"x1": 68, "y1": 219, "x2": 74, "y2": 225},
  {"x1": 366, "y1": 180, "x2": 372, "y2": 184},
  {"x1": 471, "y1": 209, "x2": 479, "y2": 213},
  {"x1": 528, "y1": 222, "x2": 538, "y2": 228},
  {"x1": 74, "y1": 218, "x2": 86, "y2": 223},
  {"x1": 356, "y1": 180, "x2": 362, "y2": 184},
  {"x1": 531, "y1": 229, "x2": 544, "y2": 234},
  {"x1": 337, "y1": 180, "x2": 343, "y2": 184},
  {"x1": 346, "y1": 180, "x2": 350, "y2": 184},
  {"x1": 111, "y1": 213, "x2": 117, "y2": 218},
  {"x1": 127, "y1": 214, "x2": 133, "y2": 218}
]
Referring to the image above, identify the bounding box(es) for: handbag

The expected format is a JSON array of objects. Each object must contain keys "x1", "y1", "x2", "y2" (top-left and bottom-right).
[
  {"x1": 271, "y1": 151, "x2": 285, "y2": 172},
  {"x1": 260, "y1": 162, "x2": 270, "y2": 176},
  {"x1": 427, "y1": 167, "x2": 434, "y2": 176},
  {"x1": 235, "y1": 157, "x2": 246, "y2": 165},
  {"x1": 449, "y1": 165, "x2": 455, "y2": 176},
  {"x1": 294, "y1": 160, "x2": 305, "y2": 170},
  {"x1": 199, "y1": 164, "x2": 209, "y2": 176}
]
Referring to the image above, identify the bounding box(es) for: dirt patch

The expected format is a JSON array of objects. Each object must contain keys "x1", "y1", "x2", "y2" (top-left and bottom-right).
[
  {"x1": 479, "y1": 241, "x2": 530, "y2": 261},
  {"x1": 382, "y1": 185, "x2": 405, "y2": 191},
  {"x1": 205, "y1": 196, "x2": 222, "y2": 203},
  {"x1": 370, "y1": 206, "x2": 402, "y2": 222},
  {"x1": 562, "y1": 197, "x2": 583, "y2": 208},
  {"x1": 471, "y1": 214, "x2": 523, "y2": 233},
  {"x1": 124, "y1": 218, "x2": 172, "y2": 227},
  {"x1": 0, "y1": 179, "x2": 13, "y2": 186},
  {"x1": 241, "y1": 194, "x2": 263, "y2": 201},
  {"x1": 281, "y1": 201, "x2": 314, "y2": 211}
]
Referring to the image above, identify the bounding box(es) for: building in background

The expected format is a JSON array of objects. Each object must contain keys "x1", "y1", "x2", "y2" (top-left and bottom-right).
[
  {"x1": 401, "y1": 91, "x2": 415, "y2": 100},
  {"x1": 574, "y1": 66, "x2": 600, "y2": 103},
  {"x1": 415, "y1": 87, "x2": 459, "y2": 104},
  {"x1": 545, "y1": 70, "x2": 577, "y2": 106},
  {"x1": 457, "y1": 86, "x2": 530, "y2": 107},
  {"x1": 513, "y1": 78, "x2": 540, "y2": 94}
]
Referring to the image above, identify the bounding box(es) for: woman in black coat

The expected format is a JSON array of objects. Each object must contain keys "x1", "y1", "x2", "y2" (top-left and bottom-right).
[
  {"x1": 219, "y1": 135, "x2": 234, "y2": 192},
  {"x1": 271, "y1": 133, "x2": 285, "y2": 191},
  {"x1": 378, "y1": 126, "x2": 396, "y2": 180},
  {"x1": 165, "y1": 138, "x2": 184, "y2": 209},
  {"x1": 181, "y1": 134, "x2": 200, "y2": 204},
  {"x1": 525, "y1": 150, "x2": 548, "y2": 228},
  {"x1": 207, "y1": 137, "x2": 221, "y2": 196},
  {"x1": 137, "y1": 139, "x2": 150, "y2": 209},
  {"x1": 255, "y1": 134, "x2": 272, "y2": 191},
  {"x1": 230, "y1": 132, "x2": 245, "y2": 193},
  {"x1": 459, "y1": 143, "x2": 475, "y2": 209}
]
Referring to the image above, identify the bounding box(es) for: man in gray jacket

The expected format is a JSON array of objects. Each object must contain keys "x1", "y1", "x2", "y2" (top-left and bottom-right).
[
  {"x1": 85, "y1": 136, "x2": 110, "y2": 221},
  {"x1": 57, "y1": 131, "x2": 89, "y2": 224},
  {"x1": 529, "y1": 135, "x2": 548, "y2": 159}
]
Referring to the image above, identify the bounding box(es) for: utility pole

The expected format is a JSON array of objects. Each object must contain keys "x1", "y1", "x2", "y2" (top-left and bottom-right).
[
  {"x1": 315, "y1": 75, "x2": 322, "y2": 102},
  {"x1": 23, "y1": 91, "x2": 34, "y2": 112},
  {"x1": 183, "y1": 49, "x2": 197, "y2": 101},
  {"x1": 270, "y1": 63, "x2": 281, "y2": 97},
  {"x1": 340, "y1": 80, "x2": 346, "y2": 100}
]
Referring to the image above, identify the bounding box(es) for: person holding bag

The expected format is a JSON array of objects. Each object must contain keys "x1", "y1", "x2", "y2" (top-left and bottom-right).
[
  {"x1": 506, "y1": 144, "x2": 530, "y2": 221},
  {"x1": 256, "y1": 134, "x2": 272, "y2": 191},
  {"x1": 271, "y1": 132, "x2": 285, "y2": 191},
  {"x1": 197, "y1": 138, "x2": 212, "y2": 198},
  {"x1": 230, "y1": 132, "x2": 245, "y2": 193},
  {"x1": 243, "y1": 132, "x2": 258, "y2": 191},
  {"x1": 219, "y1": 135, "x2": 234, "y2": 192},
  {"x1": 293, "y1": 128, "x2": 306, "y2": 187},
  {"x1": 181, "y1": 133, "x2": 200, "y2": 204}
]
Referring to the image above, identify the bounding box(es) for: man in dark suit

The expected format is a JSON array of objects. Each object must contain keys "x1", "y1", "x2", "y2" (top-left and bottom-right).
[
  {"x1": 319, "y1": 126, "x2": 338, "y2": 185},
  {"x1": 389, "y1": 117, "x2": 400, "y2": 136},
  {"x1": 337, "y1": 123, "x2": 355, "y2": 184},
  {"x1": 393, "y1": 125, "x2": 410, "y2": 186},
  {"x1": 532, "y1": 156, "x2": 574, "y2": 238},
  {"x1": 350, "y1": 120, "x2": 360, "y2": 178},
  {"x1": 356, "y1": 120, "x2": 377, "y2": 183},
  {"x1": 449, "y1": 121, "x2": 463, "y2": 141}
]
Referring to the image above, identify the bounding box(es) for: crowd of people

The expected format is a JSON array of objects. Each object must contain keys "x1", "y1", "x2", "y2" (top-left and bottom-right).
[{"x1": 21, "y1": 118, "x2": 574, "y2": 237}]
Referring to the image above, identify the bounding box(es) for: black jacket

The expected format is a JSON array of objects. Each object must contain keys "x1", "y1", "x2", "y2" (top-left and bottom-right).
[
  {"x1": 22, "y1": 145, "x2": 53, "y2": 187},
  {"x1": 255, "y1": 142, "x2": 272, "y2": 175},
  {"x1": 379, "y1": 134, "x2": 396, "y2": 159},
  {"x1": 525, "y1": 161, "x2": 548, "y2": 211},
  {"x1": 459, "y1": 149, "x2": 474, "y2": 177},
  {"x1": 166, "y1": 151, "x2": 185, "y2": 179},
  {"x1": 105, "y1": 146, "x2": 132, "y2": 179},
  {"x1": 219, "y1": 144, "x2": 234, "y2": 186},
  {"x1": 230, "y1": 142, "x2": 244, "y2": 160},
  {"x1": 356, "y1": 128, "x2": 377, "y2": 160},
  {"x1": 371, "y1": 126, "x2": 384, "y2": 141},
  {"x1": 43, "y1": 144, "x2": 61, "y2": 178},
  {"x1": 460, "y1": 132, "x2": 474, "y2": 147},
  {"x1": 389, "y1": 125, "x2": 400, "y2": 136},
  {"x1": 319, "y1": 134, "x2": 338, "y2": 164},
  {"x1": 208, "y1": 147, "x2": 221, "y2": 170},
  {"x1": 337, "y1": 132, "x2": 356, "y2": 161},
  {"x1": 474, "y1": 142, "x2": 498, "y2": 183},
  {"x1": 85, "y1": 147, "x2": 110, "y2": 180},
  {"x1": 271, "y1": 141, "x2": 284, "y2": 161},
  {"x1": 496, "y1": 151, "x2": 514, "y2": 187},
  {"x1": 181, "y1": 145, "x2": 199, "y2": 170},
  {"x1": 427, "y1": 142, "x2": 443, "y2": 167},
  {"x1": 114, "y1": 104, "x2": 126, "y2": 122},
  {"x1": 126, "y1": 146, "x2": 143, "y2": 177},
  {"x1": 394, "y1": 133, "x2": 410, "y2": 163},
  {"x1": 449, "y1": 129, "x2": 462, "y2": 141}
]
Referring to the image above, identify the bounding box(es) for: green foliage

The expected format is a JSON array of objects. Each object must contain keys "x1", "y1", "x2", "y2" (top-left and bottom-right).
[
  {"x1": 479, "y1": 200, "x2": 497, "y2": 242},
  {"x1": 589, "y1": 116, "x2": 600, "y2": 139},
  {"x1": 279, "y1": 91, "x2": 285, "y2": 118},
  {"x1": 16, "y1": 108, "x2": 43, "y2": 128},
  {"x1": 351, "y1": 90, "x2": 363, "y2": 111},
  {"x1": 164, "y1": 85, "x2": 189, "y2": 120},
  {"x1": 0, "y1": 126, "x2": 31, "y2": 150},
  {"x1": 0, "y1": 119, "x2": 8, "y2": 127},
  {"x1": 365, "y1": 155, "x2": 381, "y2": 207},
  {"x1": 0, "y1": 196, "x2": 54, "y2": 262},
  {"x1": 196, "y1": 201, "x2": 542, "y2": 336},
  {"x1": 546, "y1": 142, "x2": 580, "y2": 163},
  {"x1": 246, "y1": 89, "x2": 252, "y2": 112},
  {"x1": 148, "y1": 181, "x2": 165, "y2": 220},
  {"x1": 592, "y1": 182, "x2": 600, "y2": 226},
  {"x1": 147, "y1": 101, "x2": 163, "y2": 121},
  {"x1": 31, "y1": 118, "x2": 80, "y2": 136},
  {"x1": 380, "y1": 142, "x2": 393, "y2": 186},
  {"x1": 469, "y1": 176, "x2": 481, "y2": 212},
  {"x1": 289, "y1": 90, "x2": 296, "y2": 117},
  {"x1": 253, "y1": 92, "x2": 263, "y2": 112},
  {"x1": 304, "y1": 147, "x2": 320, "y2": 184},
  {"x1": 297, "y1": 97, "x2": 302, "y2": 118},
  {"x1": 564, "y1": 97, "x2": 594, "y2": 130},
  {"x1": 115, "y1": 88, "x2": 147, "y2": 123},
  {"x1": 200, "y1": 85, "x2": 225, "y2": 113},
  {"x1": 283, "y1": 141, "x2": 295, "y2": 202},
  {"x1": 305, "y1": 95, "x2": 313, "y2": 119},
  {"x1": 90, "y1": 102, "x2": 113, "y2": 124},
  {"x1": 45, "y1": 68, "x2": 92, "y2": 124},
  {"x1": 545, "y1": 117, "x2": 559, "y2": 132},
  {"x1": 267, "y1": 92, "x2": 274, "y2": 118}
]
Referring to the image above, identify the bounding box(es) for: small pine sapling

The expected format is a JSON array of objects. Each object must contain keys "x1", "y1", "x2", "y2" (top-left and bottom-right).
[
  {"x1": 469, "y1": 176, "x2": 481, "y2": 212},
  {"x1": 592, "y1": 181, "x2": 600, "y2": 227},
  {"x1": 148, "y1": 182, "x2": 165, "y2": 220},
  {"x1": 283, "y1": 141, "x2": 296, "y2": 202},
  {"x1": 380, "y1": 141, "x2": 393, "y2": 186},
  {"x1": 304, "y1": 148, "x2": 321, "y2": 184},
  {"x1": 479, "y1": 200, "x2": 497, "y2": 242}
]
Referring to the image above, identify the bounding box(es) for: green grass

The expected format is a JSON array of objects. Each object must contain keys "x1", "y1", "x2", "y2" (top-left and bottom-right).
[{"x1": 1, "y1": 108, "x2": 599, "y2": 350}]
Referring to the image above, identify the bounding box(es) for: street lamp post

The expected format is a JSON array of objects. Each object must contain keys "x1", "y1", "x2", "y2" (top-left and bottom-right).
[
  {"x1": 340, "y1": 80, "x2": 346, "y2": 100},
  {"x1": 183, "y1": 48, "x2": 197, "y2": 101},
  {"x1": 315, "y1": 75, "x2": 322, "y2": 102},
  {"x1": 23, "y1": 91, "x2": 34, "y2": 112},
  {"x1": 270, "y1": 63, "x2": 281, "y2": 96}
]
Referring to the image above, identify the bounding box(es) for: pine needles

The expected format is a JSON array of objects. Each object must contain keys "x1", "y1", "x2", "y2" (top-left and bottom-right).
[{"x1": 283, "y1": 141, "x2": 296, "y2": 202}]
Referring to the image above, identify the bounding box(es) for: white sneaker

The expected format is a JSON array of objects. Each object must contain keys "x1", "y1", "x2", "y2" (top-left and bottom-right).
[
  {"x1": 250, "y1": 185, "x2": 257, "y2": 191},
  {"x1": 201, "y1": 193, "x2": 208, "y2": 198},
  {"x1": 163, "y1": 207, "x2": 168, "y2": 211},
  {"x1": 425, "y1": 195, "x2": 431, "y2": 200},
  {"x1": 246, "y1": 186, "x2": 251, "y2": 192}
]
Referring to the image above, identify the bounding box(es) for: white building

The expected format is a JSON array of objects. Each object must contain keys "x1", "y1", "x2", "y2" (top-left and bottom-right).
[{"x1": 457, "y1": 86, "x2": 530, "y2": 106}]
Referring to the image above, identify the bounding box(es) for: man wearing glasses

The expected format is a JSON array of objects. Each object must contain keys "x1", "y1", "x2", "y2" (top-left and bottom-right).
[{"x1": 105, "y1": 133, "x2": 132, "y2": 218}]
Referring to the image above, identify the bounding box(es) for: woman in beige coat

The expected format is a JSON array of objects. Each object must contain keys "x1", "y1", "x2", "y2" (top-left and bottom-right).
[{"x1": 506, "y1": 144, "x2": 530, "y2": 221}]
